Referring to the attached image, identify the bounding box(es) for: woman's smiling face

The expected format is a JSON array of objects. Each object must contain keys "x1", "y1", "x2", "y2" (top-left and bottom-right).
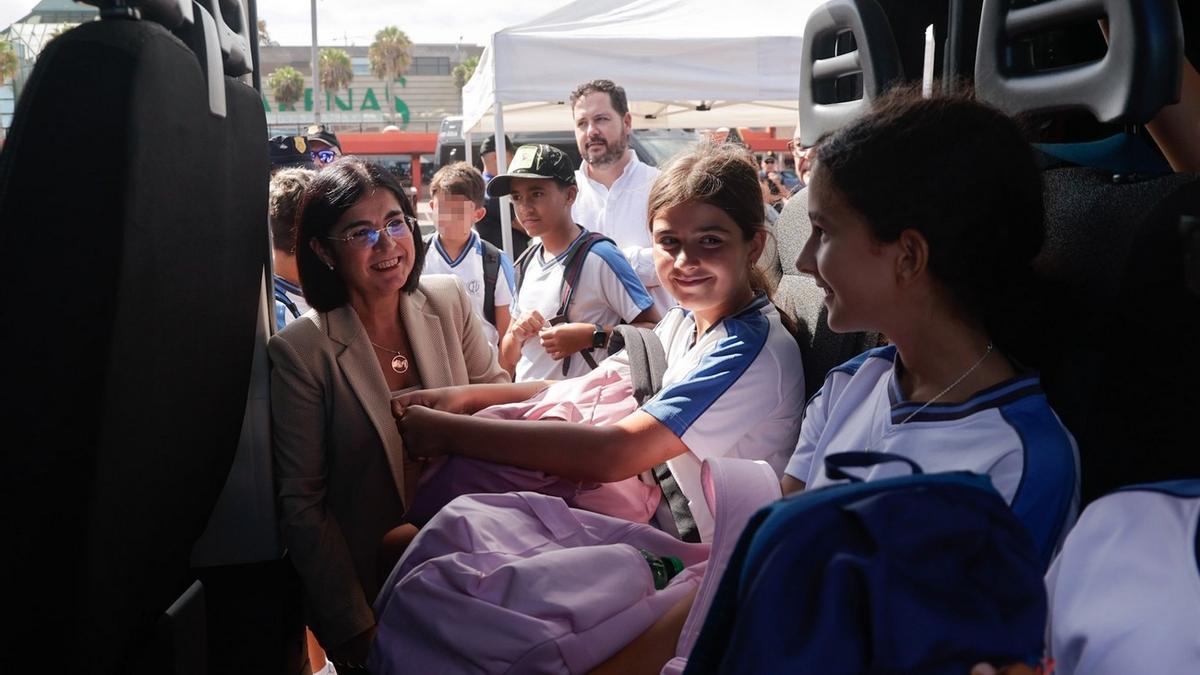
[
  {"x1": 316, "y1": 188, "x2": 416, "y2": 305},
  {"x1": 652, "y1": 200, "x2": 763, "y2": 322}
]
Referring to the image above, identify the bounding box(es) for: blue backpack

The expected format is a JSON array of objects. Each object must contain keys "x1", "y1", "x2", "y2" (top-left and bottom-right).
[{"x1": 684, "y1": 452, "x2": 1047, "y2": 675}]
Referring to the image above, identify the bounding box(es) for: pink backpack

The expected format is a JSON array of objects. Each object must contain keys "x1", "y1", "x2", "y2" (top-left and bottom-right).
[
  {"x1": 403, "y1": 362, "x2": 662, "y2": 527},
  {"x1": 370, "y1": 458, "x2": 781, "y2": 674}
]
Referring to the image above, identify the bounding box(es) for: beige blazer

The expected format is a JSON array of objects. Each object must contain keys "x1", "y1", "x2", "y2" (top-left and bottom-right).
[{"x1": 268, "y1": 275, "x2": 509, "y2": 647}]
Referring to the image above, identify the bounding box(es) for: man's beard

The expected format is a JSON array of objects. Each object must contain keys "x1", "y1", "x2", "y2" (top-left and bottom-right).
[{"x1": 583, "y1": 133, "x2": 629, "y2": 167}]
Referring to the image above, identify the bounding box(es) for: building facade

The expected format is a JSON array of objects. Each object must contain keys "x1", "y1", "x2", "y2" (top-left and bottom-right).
[{"x1": 259, "y1": 44, "x2": 482, "y2": 135}]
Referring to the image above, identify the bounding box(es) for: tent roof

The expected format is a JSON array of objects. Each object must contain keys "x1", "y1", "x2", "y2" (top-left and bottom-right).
[{"x1": 462, "y1": 0, "x2": 822, "y2": 133}]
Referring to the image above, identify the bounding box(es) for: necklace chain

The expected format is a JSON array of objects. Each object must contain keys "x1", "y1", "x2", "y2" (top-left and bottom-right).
[
  {"x1": 369, "y1": 340, "x2": 403, "y2": 355},
  {"x1": 893, "y1": 341, "x2": 995, "y2": 428}
]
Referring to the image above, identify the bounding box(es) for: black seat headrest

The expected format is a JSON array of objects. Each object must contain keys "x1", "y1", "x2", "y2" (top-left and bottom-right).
[
  {"x1": 79, "y1": 0, "x2": 190, "y2": 28},
  {"x1": 798, "y1": 0, "x2": 905, "y2": 146},
  {"x1": 974, "y1": 0, "x2": 1184, "y2": 124}
]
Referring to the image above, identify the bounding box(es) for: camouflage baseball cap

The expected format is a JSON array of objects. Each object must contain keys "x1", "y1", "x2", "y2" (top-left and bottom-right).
[{"x1": 486, "y1": 144, "x2": 577, "y2": 198}]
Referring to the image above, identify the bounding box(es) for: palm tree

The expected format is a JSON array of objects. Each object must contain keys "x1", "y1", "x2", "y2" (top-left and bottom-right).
[
  {"x1": 452, "y1": 55, "x2": 479, "y2": 90},
  {"x1": 368, "y1": 27, "x2": 412, "y2": 121},
  {"x1": 319, "y1": 48, "x2": 353, "y2": 103},
  {"x1": 0, "y1": 39, "x2": 18, "y2": 86},
  {"x1": 268, "y1": 65, "x2": 305, "y2": 111}
]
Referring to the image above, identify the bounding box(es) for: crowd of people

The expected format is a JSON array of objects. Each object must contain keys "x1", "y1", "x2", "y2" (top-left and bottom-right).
[{"x1": 260, "y1": 75, "x2": 1197, "y2": 675}]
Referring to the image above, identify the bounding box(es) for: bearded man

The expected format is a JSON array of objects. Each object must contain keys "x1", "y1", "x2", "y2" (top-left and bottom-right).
[{"x1": 569, "y1": 79, "x2": 674, "y2": 313}]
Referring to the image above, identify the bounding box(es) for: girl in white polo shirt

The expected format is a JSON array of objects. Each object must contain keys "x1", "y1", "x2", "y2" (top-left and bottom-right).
[
  {"x1": 781, "y1": 87, "x2": 1079, "y2": 569},
  {"x1": 394, "y1": 143, "x2": 805, "y2": 543}
]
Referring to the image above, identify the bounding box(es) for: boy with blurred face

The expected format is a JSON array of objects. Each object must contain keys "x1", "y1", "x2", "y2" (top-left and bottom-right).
[
  {"x1": 489, "y1": 144, "x2": 659, "y2": 381},
  {"x1": 423, "y1": 162, "x2": 517, "y2": 348}
]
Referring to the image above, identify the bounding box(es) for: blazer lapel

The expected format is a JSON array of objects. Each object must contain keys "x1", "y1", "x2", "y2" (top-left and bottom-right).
[
  {"x1": 400, "y1": 287, "x2": 453, "y2": 390},
  {"x1": 327, "y1": 305, "x2": 410, "y2": 506}
]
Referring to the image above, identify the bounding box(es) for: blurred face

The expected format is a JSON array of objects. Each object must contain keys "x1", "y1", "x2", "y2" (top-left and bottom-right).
[
  {"x1": 430, "y1": 193, "x2": 483, "y2": 242},
  {"x1": 761, "y1": 156, "x2": 777, "y2": 172},
  {"x1": 796, "y1": 168, "x2": 898, "y2": 333},
  {"x1": 573, "y1": 91, "x2": 632, "y2": 167},
  {"x1": 790, "y1": 136, "x2": 813, "y2": 185},
  {"x1": 311, "y1": 188, "x2": 416, "y2": 304},
  {"x1": 652, "y1": 200, "x2": 764, "y2": 322},
  {"x1": 507, "y1": 178, "x2": 576, "y2": 237}
]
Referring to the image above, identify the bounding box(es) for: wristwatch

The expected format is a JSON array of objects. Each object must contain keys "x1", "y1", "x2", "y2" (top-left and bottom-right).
[{"x1": 591, "y1": 323, "x2": 608, "y2": 350}]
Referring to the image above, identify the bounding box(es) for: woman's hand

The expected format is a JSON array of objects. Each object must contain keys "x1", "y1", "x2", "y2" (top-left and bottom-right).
[
  {"x1": 391, "y1": 385, "x2": 476, "y2": 416},
  {"x1": 539, "y1": 322, "x2": 595, "y2": 361},
  {"x1": 395, "y1": 404, "x2": 451, "y2": 459}
]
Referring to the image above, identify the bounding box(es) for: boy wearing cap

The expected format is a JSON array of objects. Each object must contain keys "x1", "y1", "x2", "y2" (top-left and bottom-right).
[
  {"x1": 492, "y1": 144, "x2": 659, "y2": 381},
  {"x1": 423, "y1": 161, "x2": 517, "y2": 349}
]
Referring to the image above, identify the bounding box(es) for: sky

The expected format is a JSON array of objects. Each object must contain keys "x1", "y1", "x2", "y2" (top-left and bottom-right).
[{"x1": 0, "y1": 0, "x2": 577, "y2": 47}]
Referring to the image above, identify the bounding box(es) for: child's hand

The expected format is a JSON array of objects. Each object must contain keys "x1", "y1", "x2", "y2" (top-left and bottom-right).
[
  {"x1": 391, "y1": 386, "x2": 476, "y2": 416},
  {"x1": 508, "y1": 310, "x2": 547, "y2": 345},
  {"x1": 395, "y1": 404, "x2": 449, "y2": 459},
  {"x1": 538, "y1": 322, "x2": 595, "y2": 361}
]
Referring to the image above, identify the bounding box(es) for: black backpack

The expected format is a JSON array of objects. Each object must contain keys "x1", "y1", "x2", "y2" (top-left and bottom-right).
[{"x1": 425, "y1": 234, "x2": 504, "y2": 326}]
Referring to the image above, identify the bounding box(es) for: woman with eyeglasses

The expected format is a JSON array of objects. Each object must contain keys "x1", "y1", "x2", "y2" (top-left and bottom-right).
[{"x1": 268, "y1": 157, "x2": 509, "y2": 671}]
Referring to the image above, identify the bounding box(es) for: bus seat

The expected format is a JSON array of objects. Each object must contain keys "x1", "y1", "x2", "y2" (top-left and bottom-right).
[
  {"x1": 974, "y1": 0, "x2": 1200, "y2": 503},
  {"x1": 763, "y1": 0, "x2": 899, "y2": 394},
  {"x1": 0, "y1": 0, "x2": 266, "y2": 670}
]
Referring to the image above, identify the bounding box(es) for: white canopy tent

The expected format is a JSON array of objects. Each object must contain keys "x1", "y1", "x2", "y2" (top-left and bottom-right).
[{"x1": 461, "y1": 0, "x2": 824, "y2": 255}]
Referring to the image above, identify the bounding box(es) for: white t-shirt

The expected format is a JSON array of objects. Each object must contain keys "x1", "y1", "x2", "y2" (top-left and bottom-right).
[
  {"x1": 422, "y1": 231, "x2": 516, "y2": 347},
  {"x1": 785, "y1": 346, "x2": 1079, "y2": 567},
  {"x1": 572, "y1": 150, "x2": 675, "y2": 314},
  {"x1": 513, "y1": 229, "x2": 653, "y2": 382},
  {"x1": 1045, "y1": 481, "x2": 1200, "y2": 675},
  {"x1": 625, "y1": 294, "x2": 806, "y2": 542}
]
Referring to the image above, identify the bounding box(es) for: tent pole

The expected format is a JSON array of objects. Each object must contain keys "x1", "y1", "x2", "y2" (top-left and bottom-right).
[
  {"x1": 463, "y1": 130, "x2": 474, "y2": 167},
  {"x1": 494, "y1": 102, "x2": 513, "y2": 258}
]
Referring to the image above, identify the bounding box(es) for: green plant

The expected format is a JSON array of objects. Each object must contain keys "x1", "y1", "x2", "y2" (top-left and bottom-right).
[
  {"x1": 319, "y1": 47, "x2": 353, "y2": 94},
  {"x1": 268, "y1": 65, "x2": 305, "y2": 110},
  {"x1": 369, "y1": 27, "x2": 412, "y2": 119},
  {"x1": 452, "y1": 55, "x2": 479, "y2": 90}
]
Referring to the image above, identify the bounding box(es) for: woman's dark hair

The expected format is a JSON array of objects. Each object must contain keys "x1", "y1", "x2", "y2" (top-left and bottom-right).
[
  {"x1": 813, "y1": 84, "x2": 1044, "y2": 349},
  {"x1": 296, "y1": 157, "x2": 426, "y2": 311}
]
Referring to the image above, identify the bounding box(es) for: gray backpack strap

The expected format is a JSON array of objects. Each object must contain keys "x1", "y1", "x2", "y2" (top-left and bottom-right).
[
  {"x1": 608, "y1": 325, "x2": 699, "y2": 542},
  {"x1": 609, "y1": 325, "x2": 666, "y2": 406}
]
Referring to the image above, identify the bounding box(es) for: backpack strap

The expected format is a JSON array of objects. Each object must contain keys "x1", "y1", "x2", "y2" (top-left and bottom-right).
[
  {"x1": 608, "y1": 325, "x2": 667, "y2": 406},
  {"x1": 608, "y1": 324, "x2": 701, "y2": 543},
  {"x1": 512, "y1": 240, "x2": 541, "y2": 294},
  {"x1": 554, "y1": 230, "x2": 617, "y2": 376},
  {"x1": 478, "y1": 237, "x2": 502, "y2": 326}
]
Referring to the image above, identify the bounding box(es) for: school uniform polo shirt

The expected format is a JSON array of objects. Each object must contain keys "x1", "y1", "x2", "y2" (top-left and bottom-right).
[
  {"x1": 1045, "y1": 481, "x2": 1200, "y2": 675},
  {"x1": 422, "y1": 231, "x2": 516, "y2": 347},
  {"x1": 572, "y1": 150, "x2": 675, "y2": 314},
  {"x1": 513, "y1": 228, "x2": 653, "y2": 382},
  {"x1": 786, "y1": 346, "x2": 1080, "y2": 568},
  {"x1": 635, "y1": 294, "x2": 806, "y2": 542}
]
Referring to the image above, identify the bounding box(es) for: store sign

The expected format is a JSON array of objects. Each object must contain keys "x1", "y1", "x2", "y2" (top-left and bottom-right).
[{"x1": 263, "y1": 87, "x2": 411, "y2": 125}]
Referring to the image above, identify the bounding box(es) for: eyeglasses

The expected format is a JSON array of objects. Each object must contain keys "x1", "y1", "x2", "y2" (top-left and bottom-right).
[
  {"x1": 326, "y1": 216, "x2": 418, "y2": 249},
  {"x1": 310, "y1": 149, "x2": 339, "y2": 164}
]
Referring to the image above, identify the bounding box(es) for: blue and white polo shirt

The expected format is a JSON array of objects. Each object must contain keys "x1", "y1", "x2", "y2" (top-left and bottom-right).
[
  {"x1": 630, "y1": 293, "x2": 806, "y2": 542},
  {"x1": 513, "y1": 228, "x2": 653, "y2": 382},
  {"x1": 785, "y1": 346, "x2": 1079, "y2": 567},
  {"x1": 1046, "y1": 481, "x2": 1200, "y2": 674},
  {"x1": 422, "y1": 231, "x2": 516, "y2": 347}
]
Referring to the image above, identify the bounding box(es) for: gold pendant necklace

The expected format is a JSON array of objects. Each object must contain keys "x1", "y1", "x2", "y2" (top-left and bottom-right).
[{"x1": 370, "y1": 341, "x2": 410, "y2": 374}]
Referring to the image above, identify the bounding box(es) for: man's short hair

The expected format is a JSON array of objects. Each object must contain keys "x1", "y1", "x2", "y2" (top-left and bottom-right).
[
  {"x1": 569, "y1": 79, "x2": 629, "y2": 117},
  {"x1": 429, "y1": 162, "x2": 486, "y2": 207},
  {"x1": 269, "y1": 167, "x2": 316, "y2": 253}
]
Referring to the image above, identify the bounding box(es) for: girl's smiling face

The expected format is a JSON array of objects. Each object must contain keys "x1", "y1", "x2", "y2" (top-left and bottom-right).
[
  {"x1": 652, "y1": 200, "x2": 764, "y2": 324},
  {"x1": 797, "y1": 167, "x2": 901, "y2": 334}
]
